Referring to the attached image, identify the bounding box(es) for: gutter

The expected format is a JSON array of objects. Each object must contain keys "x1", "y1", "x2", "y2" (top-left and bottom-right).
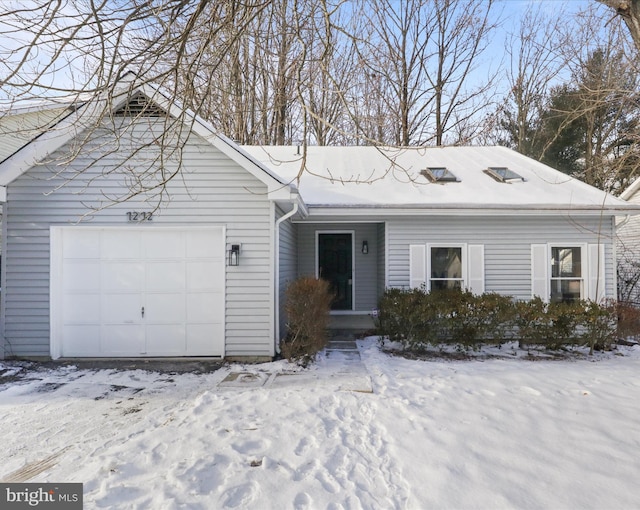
[
  {"x1": 274, "y1": 202, "x2": 299, "y2": 355},
  {"x1": 301, "y1": 205, "x2": 640, "y2": 217}
]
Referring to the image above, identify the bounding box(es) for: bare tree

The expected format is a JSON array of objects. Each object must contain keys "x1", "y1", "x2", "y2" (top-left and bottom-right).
[
  {"x1": 349, "y1": 0, "x2": 497, "y2": 146},
  {"x1": 495, "y1": 4, "x2": 568, "y2": 156},
  {"x1": 597, "y1": 0, "x2": 640, "y2": 50}
]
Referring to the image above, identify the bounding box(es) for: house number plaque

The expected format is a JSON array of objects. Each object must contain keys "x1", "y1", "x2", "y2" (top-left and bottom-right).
[{"x1": 126, "y1": 212, "x2": 153, "y2": 222}]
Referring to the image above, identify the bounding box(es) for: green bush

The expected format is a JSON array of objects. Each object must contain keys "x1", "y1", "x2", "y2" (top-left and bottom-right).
[
  {"x1": 281, "y1": 277, "x2": 333, "y2": 364},
  {"x1": 377, "y1": 288, "x2": 517, "y2": 350},
  {"x1": 377, "y1": 287, "x2": 617, "y2": 353}
]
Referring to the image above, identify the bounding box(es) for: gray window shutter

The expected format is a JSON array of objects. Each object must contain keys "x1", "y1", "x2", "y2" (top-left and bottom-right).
[
  {"x1": 467, "y1": 244, "x2": 485, "y2": 295},
  {"x1": 531, "y1": 244, "x2": 549, "y2": 301},
  {"x1": 409, "y1": 244, "x2": 426, "y2": 289},
  {"x1": 587, "y1": 243, "x2": 605, "y2": 302}
]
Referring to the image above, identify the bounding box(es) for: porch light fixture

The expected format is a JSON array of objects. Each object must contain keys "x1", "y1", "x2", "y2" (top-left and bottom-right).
[
  {"x1": 229, "y1": 244, "x2": 240, "y2": 266},
  {"x1": 362, "y1": 240, "x2": 369, "y2": 254}
]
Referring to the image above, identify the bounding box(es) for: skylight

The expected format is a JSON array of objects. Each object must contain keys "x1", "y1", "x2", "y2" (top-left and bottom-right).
[
  {"x1": 484, "y1": 167, "x2": 525, "y2": 183},
  {"x1": 421, "y1": 167, "x2": 459, "y2": 183}
]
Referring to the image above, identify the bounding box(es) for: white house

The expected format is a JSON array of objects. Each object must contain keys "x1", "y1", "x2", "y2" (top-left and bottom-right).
[
  {"x1": 1, "y1": 83, "x2": 638, "y2": 360},
  {"x1": 616, "y1": 180, "x2": 640, "y2": 305}
]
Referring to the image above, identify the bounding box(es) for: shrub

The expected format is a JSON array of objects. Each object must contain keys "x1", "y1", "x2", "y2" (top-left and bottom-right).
[
  {"x1": 581, "y1": 299, "x2": 617, "y2": 354},
  {"x1": 281, "y1": 277, "x2": 333, "y2": 364},
  {"x1": 377, "y1": 288, "x2": 517, "y2": 350},
  {"x1": 513, "y1": 297, "x2": 552, "y2": 348},
  {"x1": 377, "y1": 288, "x2": 617, "y2": 354},
  {"x1": 616, "y1": 301, "x2": 640, "y2": 341},
  {"x1": 377, "y1": 287, "x2": 435, "y2": 349}
]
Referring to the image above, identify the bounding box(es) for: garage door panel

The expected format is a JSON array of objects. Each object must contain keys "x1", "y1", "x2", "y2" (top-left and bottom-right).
[
  {"x1": 63, "y1": 261, "x2": 101, "y2": 291},
  {"x1": 146, "y1": 325, "x2": 186, "y2": 354},
  {"x1": 145, "y1": 231, "x2": 185, "y2": 259},
  {"x1": 102, "y1": 231, "x2": 141, "y2": 259},
  {"x1": 147, "y1": 261, "x2": 185, "y2": 291},
  {"x1": 145, "y1": 293, "x2": 185, "y2": 323},
  {"x1": 102, "y1": 293, "x2": 143, "y2": 323},
  {"x1": 187, "y1": 260, "x2": 224, "y2": 290},
  {"x1": 102, "y1": 325, "x2": 145, "y2": 355},
  {"x1": 62, "y1": 325, "x2": 101, "y2": 355},
  {"x1": 103, "y1": 262, "x2": 144, "y2": 291},
  {"x1": 187, "y1": 324, "x2": 223, "y2": 356},
  {"x1": 187, "y1": 292, "x2": 224, "y2": 323},
  {"x1": 187, "y1": 230, "x2": 223, "y2": 259},
  {"x1": 63, "y1": 230, "x2": 101, "y2": 258},
  {"x1": 63, "y1": 294, "x2": 100, "y2": 323}
]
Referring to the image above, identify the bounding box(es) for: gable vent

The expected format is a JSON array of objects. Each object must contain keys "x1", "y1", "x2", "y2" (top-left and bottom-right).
[{"x1": 114, "y1": 93, "x2": 167, "y2": 117}]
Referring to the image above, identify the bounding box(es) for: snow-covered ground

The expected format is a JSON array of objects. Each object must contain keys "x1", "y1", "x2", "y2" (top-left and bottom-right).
[{"x1": 2, "y1": 338, "x2": 640, "y2": 509}]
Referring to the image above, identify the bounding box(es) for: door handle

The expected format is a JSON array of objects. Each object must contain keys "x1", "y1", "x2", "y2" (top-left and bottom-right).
[{"x1": 141, "y1": 306, "x2": 145, "y2": 318}]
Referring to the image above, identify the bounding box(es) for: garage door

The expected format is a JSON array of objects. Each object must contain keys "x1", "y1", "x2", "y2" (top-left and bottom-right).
[{"x1": 51, "y1": 227, "x2": 225, "y2": 358}]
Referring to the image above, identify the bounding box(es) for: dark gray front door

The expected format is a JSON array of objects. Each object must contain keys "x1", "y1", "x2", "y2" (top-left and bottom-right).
[{"x1": 318, "y1": 233, "x2": 353, "y2": 310}]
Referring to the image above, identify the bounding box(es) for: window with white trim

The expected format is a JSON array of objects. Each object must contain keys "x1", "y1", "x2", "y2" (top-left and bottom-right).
[
  {"x1": 550, "y1": 247, "x2": 583, "y2": 302},
  {"x1": 531, "y1": 244, "x2": 604, "y2": 303},
  {"x1": 430, "y1": 246, "x2": 464, "y2": 290},
  {"x1": 410, "y1": 243, "x2": 485, "y2": 294}
]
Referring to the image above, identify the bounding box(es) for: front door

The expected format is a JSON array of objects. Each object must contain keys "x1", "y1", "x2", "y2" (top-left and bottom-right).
[{"x1": 318, "y1": 233, "x2": 353, "y2": 310}]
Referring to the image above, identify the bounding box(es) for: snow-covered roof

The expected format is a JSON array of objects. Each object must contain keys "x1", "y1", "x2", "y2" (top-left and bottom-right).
[{"x1": 242, "y1": 145, "x2": 640, "y2": 215}]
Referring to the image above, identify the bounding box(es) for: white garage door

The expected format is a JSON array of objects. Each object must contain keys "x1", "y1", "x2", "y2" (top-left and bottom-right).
[{"x1": 51, "y1": 227, "x2": 225, "y2": 358}]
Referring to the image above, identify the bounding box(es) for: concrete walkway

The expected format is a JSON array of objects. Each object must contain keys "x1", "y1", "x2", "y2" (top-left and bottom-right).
[{"x1": 218, "y1": 333, "x2": 373, "y2": 392}]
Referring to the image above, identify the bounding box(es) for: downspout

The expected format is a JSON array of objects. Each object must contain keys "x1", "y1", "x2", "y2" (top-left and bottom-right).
[
  {"x1": 617, "y1": 214, "x2": 631, "y2": 230},
  {"x1": 274, "y1": 202, "x2": 299, "y2": 354}
]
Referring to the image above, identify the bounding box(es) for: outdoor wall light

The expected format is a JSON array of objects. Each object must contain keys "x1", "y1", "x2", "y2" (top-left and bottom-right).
[
  {"x1": 362, "y1": 240, "x2": 369, "y2": 254},
  {"x1": 229, "y1": 244, "x2": 240, "y2": 266}
]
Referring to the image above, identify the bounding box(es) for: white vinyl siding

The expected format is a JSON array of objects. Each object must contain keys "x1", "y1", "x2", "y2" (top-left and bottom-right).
[
  {"x1": 617, "y1": 192, "x2": 640, "y2": 304},
  {"x1": 2, "y1": 119, "x2": 275, "y2": 358},
  {"x1": 277, "y1": 205, "x2": 297, "y2": 341},
  {"x1": 388, "y1": 216, "x2": 615, "y2": 301}
]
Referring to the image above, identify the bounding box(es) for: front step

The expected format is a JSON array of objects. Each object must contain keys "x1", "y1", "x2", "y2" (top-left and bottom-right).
[{"x1": 326, "y1": 340, "x2": 358, "y2": 351}]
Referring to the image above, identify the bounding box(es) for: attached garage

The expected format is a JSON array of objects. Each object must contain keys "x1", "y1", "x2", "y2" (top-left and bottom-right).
[{"x1": 50, "y1": 226, "x2": 225, "y2": 358}]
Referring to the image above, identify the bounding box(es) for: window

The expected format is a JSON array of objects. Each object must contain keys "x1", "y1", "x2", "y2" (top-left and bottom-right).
[
  {"x1": 421, "y1": 167, "x2": 458, "y2": 183},
  {"x1": 410, "y1": 244, "x2": 484, "y2": 294},
  {"x1": 430, "y1": 247, "x2": 463, "y2": 290},
  {"x1": 532, "y1": 244, "x2": 604, "y2": 303},
  {"x1": 484, "y1": 167, "x2": 525, "y2": 183},
  {"x1": 550, "y1": 247, "x2": 582, "y2": 302}
]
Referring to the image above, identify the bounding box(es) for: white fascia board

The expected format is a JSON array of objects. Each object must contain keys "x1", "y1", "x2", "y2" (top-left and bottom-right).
[
  {"x1": 304, "y1": 205, "x2": 640, "y2": 217},
  {"x1": 0, "y1": 77, "x2": 142, "y2": 186},
  {"x1": 0, "y1": 104, "x2": 93, "y2": 186}
]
